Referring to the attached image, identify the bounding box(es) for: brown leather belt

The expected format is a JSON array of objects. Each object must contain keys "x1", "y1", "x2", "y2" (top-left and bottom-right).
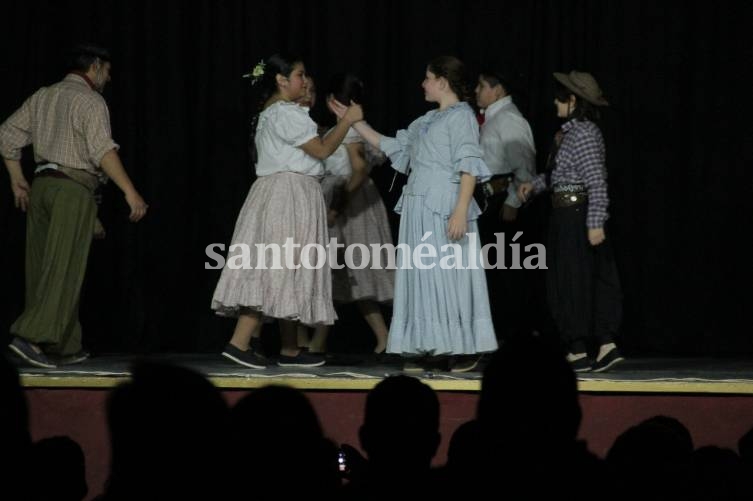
[
  {"x1": 482, "y1": 176, "x2": 511, "y2": 197},
  {"x1": 36, "y1": 169, "x2": 72, "y2": 180},
  {"x1": 551, "y1": 191, "x2": 588, "y2": 208},
  {"x1": 474, "y1": 174, "x2": 514, "y2": 211}
]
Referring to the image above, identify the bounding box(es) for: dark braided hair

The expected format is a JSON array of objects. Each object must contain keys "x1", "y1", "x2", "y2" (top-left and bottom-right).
[
  {"x1": 325, "y1": 72, "x2": 364, "y2": 108},
  {"x1": 248, "y1": 53, "x2": 303, "y2": 164}
]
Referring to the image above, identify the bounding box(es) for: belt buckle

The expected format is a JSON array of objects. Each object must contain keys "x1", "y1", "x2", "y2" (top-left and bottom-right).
[{"x1": 35, "y1": 163, "x2": 60, "y2": 175}]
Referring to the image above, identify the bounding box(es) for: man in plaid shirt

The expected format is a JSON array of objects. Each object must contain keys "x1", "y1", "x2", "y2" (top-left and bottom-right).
[{"x1": 1, "y1": 44, "x2": 148, "y2": 368}]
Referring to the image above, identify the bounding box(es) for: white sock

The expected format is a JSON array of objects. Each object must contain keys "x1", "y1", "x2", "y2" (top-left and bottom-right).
[
  {"x1": 567, "y1": 352, "x2": 587, "y2": 362},
  {"x1": 597, "y1": 343, "x2": 617, "y2": 361}
]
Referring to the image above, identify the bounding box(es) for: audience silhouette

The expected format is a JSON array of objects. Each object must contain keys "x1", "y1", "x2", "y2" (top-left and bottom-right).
[
  {"x1": 98, "y1": 361, "x2": 230, "y2": 501},
  {"x1": 230, "y1": 385, "x2": 340, "y2": 500},
  {"x1": 7, "y1": 351, "x2": 753, "y2": 500},
  {"x1": 1, "y1": 354, "x2": 32, "y2": 501},
  {"x1": 343, "y1": 375, "x2": 441, "y2": 499},
  {"x1": 30, "y1": 436, "x2": 88, "y2": 501}
]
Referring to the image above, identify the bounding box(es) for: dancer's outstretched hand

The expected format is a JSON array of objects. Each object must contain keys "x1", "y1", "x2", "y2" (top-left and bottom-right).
[
  {"x1": 329, "y1": 98, "x2": 363, "y2": 123},
  {"x1": 343, "y1": 100, "x2": 364, "y2": 124},
  {"x1": 327, "y1": 97, "x2": 348, "y2": 119},
  {"x1": 517, "y1": 182, "x2": 534, "y2": 203}
]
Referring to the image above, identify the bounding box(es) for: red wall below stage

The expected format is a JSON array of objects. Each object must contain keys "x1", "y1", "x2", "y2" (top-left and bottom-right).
[{"x1": 25, "y1": 389, "x2": 753, "y2": 501}]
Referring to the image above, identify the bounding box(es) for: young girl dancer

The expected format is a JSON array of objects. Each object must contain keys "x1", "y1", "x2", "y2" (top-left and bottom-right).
[
  {"x1": 331, "y1": 57, "x2": 497, "y2": 372},
  {"x1": 212, "y1": 54, "x2": 362, "y2": 368},
  {"x1": 308, "y1": 73, "x2": 395, "y2": 358}
]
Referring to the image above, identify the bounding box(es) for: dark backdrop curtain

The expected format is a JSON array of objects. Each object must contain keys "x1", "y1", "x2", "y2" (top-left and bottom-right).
[{"x1": 1, "y1": 0, "x2": 751, "y2": 356}]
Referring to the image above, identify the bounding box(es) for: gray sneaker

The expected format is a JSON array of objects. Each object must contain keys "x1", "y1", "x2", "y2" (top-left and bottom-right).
[{"x1": 8, "y1": 337, "x2": 57, "y2": 368}]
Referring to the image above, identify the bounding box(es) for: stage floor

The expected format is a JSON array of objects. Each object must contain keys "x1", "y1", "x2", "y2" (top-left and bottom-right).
[{"x1": 15, "y1": 354, "x2": 753, "y2": 394}]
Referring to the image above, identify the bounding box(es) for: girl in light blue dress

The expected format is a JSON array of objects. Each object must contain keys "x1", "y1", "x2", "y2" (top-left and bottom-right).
[{"x1": 330, "y1": 56, "x2": 497, "y2": 372}]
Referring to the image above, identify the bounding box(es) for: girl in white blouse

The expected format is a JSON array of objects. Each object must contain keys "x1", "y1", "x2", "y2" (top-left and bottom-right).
[{"x1": 212, "y1": 53, "x2": 362, "y2": 369}]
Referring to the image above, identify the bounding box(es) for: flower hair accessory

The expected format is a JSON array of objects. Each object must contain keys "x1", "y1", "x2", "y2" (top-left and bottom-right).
[{"x1": 243, "y1": 60, "x2": 266, "y2": 85}]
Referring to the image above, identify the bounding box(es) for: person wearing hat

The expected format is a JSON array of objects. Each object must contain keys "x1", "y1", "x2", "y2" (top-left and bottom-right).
[
  {"x1": 1, "y1": 44, "x2": 149, "y2": 368},
  {"x1": 518, "y1": 71, "x2": 623, "y2": 372}
]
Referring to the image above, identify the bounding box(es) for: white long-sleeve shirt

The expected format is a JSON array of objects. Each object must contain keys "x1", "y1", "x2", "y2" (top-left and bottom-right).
[{"x1": 480, "y1": 96, "x2": 536, "y2": 208}]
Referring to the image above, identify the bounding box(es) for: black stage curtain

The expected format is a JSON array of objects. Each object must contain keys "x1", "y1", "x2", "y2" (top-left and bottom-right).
[{"x1": 1, "y1": 0, "x2": 751, "y2": 356}]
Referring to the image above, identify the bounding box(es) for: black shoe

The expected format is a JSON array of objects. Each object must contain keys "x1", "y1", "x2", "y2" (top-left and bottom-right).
[
  {"x1": 53, "y1": 350, "x2": 90, "y2": 365},
  {"x1": 221, "y1": 343, "x2": 267, "y2": 369},
  {"x1": 321, "y1": 352, "x2": 364, "y2": 366},
  {"x1": 592, "y1": 347, "x2": 624, "y2": 373},
  {"x1": 249, "y1": 337, "x2": 268, "y2": 360},
  {"x1": 568, "y1": 354, "x2": 592, "y2": 373},
  {"x1": 277, "y1": 351, "x2": 326, "y2": 367},
  {"x1": 8, "y1": 337, "x2": 57, "y2": 368},
  {"x1": 370, "y1": 351, "x2": 401, "y2": 366}
]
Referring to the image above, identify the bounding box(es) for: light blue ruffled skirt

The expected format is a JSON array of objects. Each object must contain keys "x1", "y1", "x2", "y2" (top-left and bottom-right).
[{"x1": 387, "y1": 193, "x2": 498, "y2": 355}]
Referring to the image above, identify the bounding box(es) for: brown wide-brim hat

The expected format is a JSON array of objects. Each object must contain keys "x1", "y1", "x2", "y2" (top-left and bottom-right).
[{"x1": 554, "y1": 71, "x2": 609, "y2": 106}]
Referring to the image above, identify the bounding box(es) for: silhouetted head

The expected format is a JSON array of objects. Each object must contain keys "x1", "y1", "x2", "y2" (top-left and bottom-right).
[
  {"x1": 478, "y1": 336, "x2": 581, "y2": 444},
  {"x1": 106, "y1": 361, "x2": 230, "y2": 498},
  {"x1": 360, "y1": 375, "x2": 440, "y2": 471},
  {"x1": 0, "y1": 354, "x2": 31, "y2": 499},
  {"x1": 738, "y1": 425, "x2": 753, "y2": 463},
  {"x1": 0, "y1": 354, "x2": 29, "y2": 450},
  {"x1": 31, "y1": 436, "x2": 88, "y2": 501},
  {"x1": 230, "y1": 385, "x2": 339, "y2": 498}
]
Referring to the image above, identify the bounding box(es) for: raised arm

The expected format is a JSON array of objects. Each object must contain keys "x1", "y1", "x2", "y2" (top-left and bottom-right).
[
  {"x1": 327, "y1": 98, "x2": 382, "y2": 149},
  {"x1": 300, "y1": 102, "x2": 363, "y2": 160}
]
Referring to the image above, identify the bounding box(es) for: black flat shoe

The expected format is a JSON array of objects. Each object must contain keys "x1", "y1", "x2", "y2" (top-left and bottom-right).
[{"x1": 592, "y1": 347, "x2": 624, "y2": 373}]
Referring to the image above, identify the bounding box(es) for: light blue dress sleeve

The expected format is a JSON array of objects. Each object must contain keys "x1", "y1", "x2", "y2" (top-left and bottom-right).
[
  {"x1": 379, "y1": 116, "x2": 423, "y2": 174},
  {"x1": 448, "y1": 108, "x2": 492, "y2": 183}
]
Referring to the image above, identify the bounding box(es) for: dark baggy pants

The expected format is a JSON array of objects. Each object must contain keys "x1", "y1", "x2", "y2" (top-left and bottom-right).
[{"x1": 546, "y1": 204, "x2": 622, "y2": 349}]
